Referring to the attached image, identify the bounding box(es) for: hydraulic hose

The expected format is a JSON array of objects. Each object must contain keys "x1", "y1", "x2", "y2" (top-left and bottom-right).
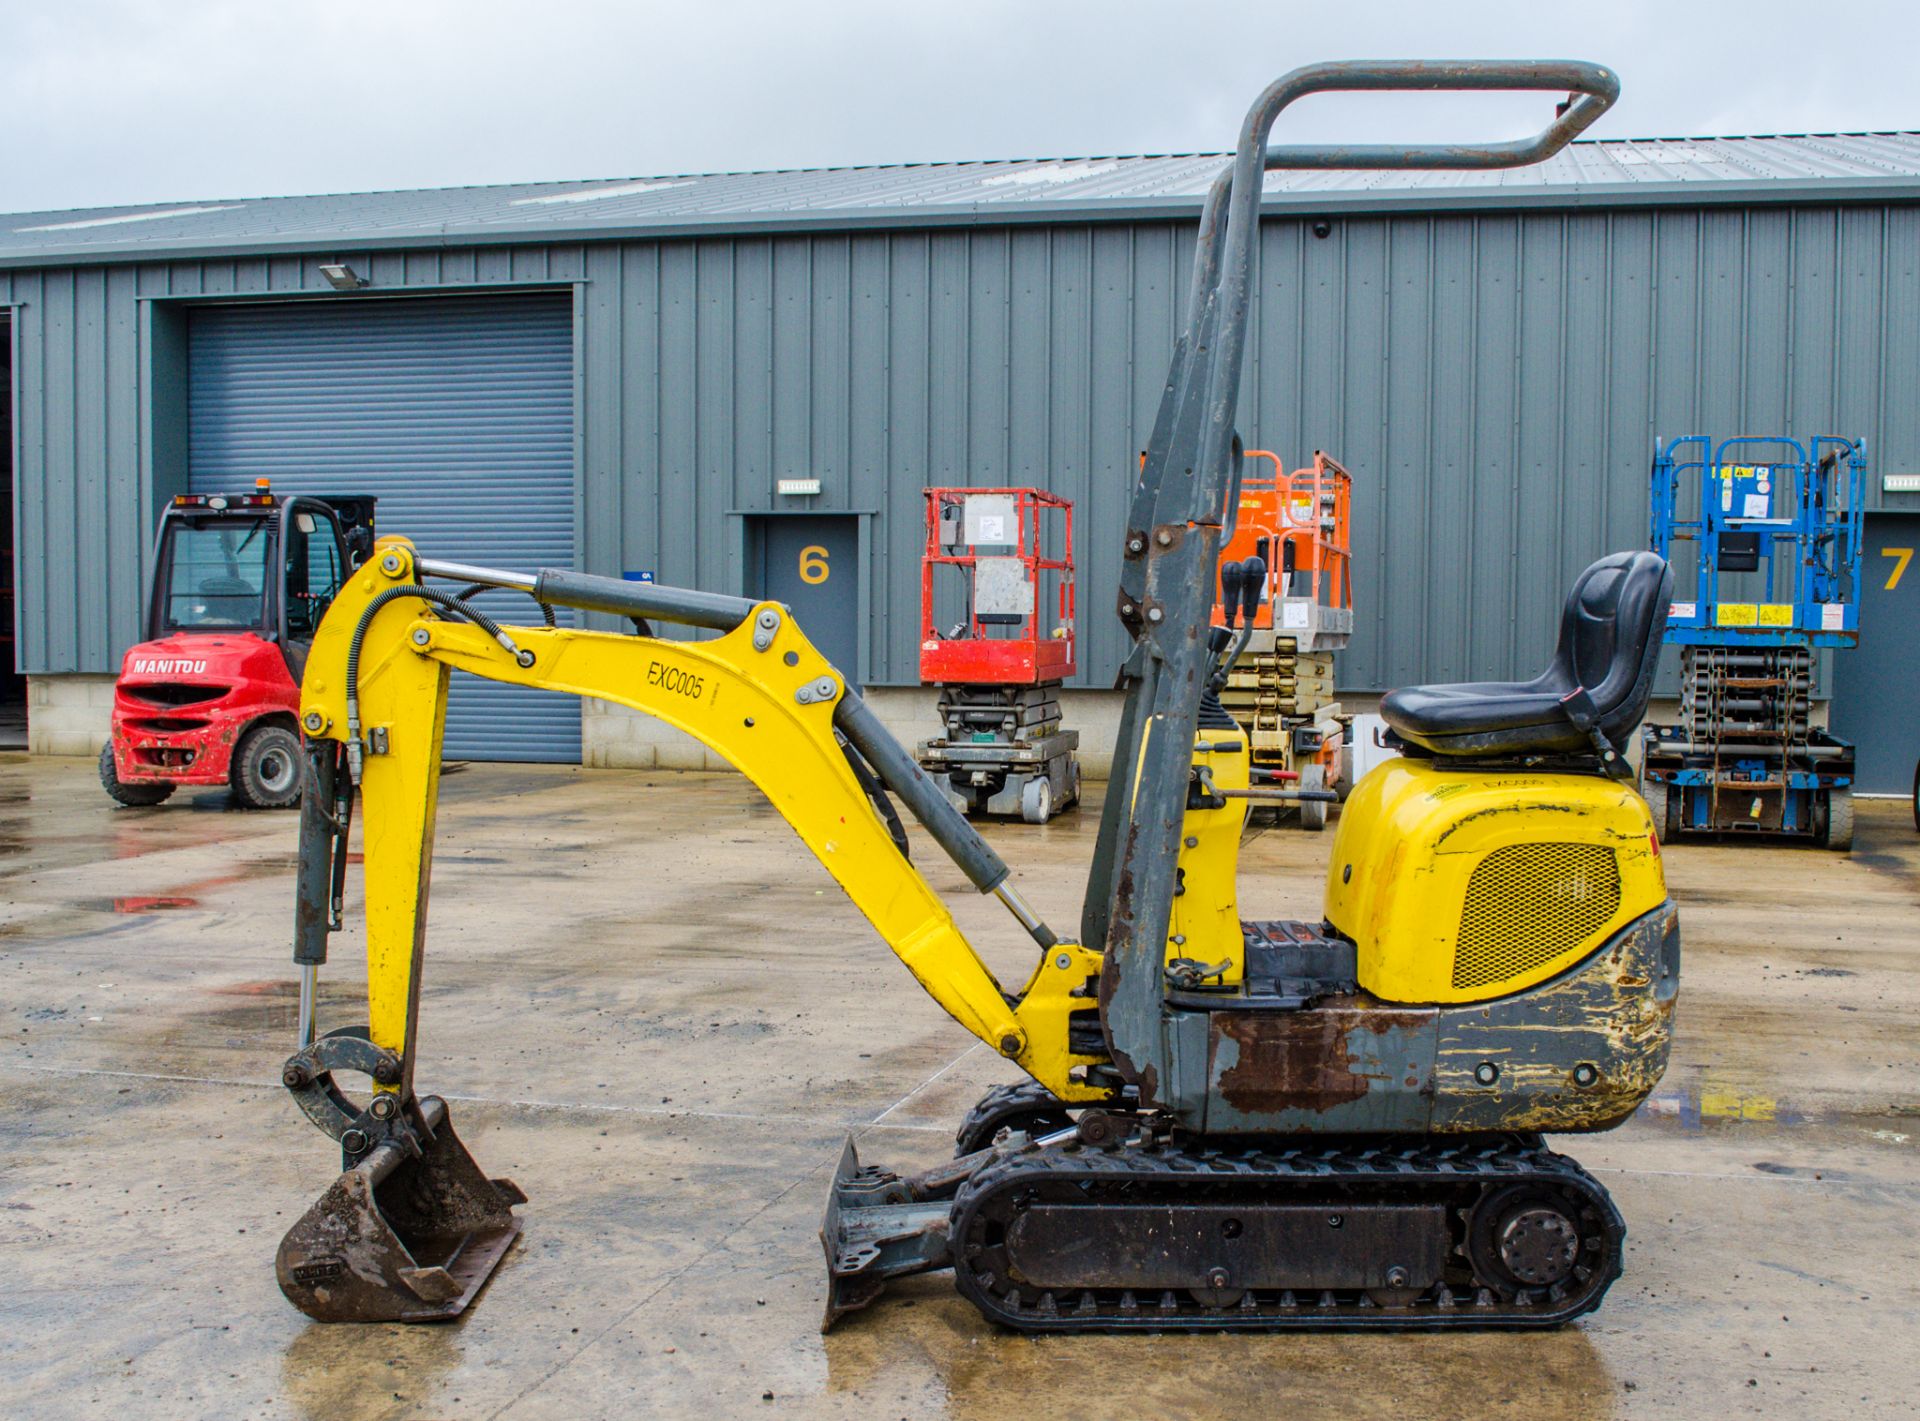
[
  {"x1": 457, "y1": 581, "x2": 558, "y2": 627},
  {"x1": 343, "y1": 585, "x2": 521, "y2": 783},
  {"x1": 1208, "y1": 623, "x2": 1256, "y2": 695}
]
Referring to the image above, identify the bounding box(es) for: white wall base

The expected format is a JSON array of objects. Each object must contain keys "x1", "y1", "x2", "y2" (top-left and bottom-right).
[
  {"x1": 578, "y1": 688, "x2": 1711, "y2": 779},
  {"x1": 27, "y1": 675, "x2": 116, "y2": 757},
  {"x1": 581, "y1": 685, "x2": 1136, "y2": 776},
  {"x1": 33, "y1": 668, "x2": 1730, "y2": 778}
]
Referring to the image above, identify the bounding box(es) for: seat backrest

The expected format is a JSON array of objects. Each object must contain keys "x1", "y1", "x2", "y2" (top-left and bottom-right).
[{"x1": 1555, "y1": 549, "x2": 1672, "y2": 740}]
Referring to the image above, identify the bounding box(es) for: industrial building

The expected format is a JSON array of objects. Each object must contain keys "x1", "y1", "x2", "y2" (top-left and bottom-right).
[{"x1": 3, "y1": 134, "x2": 1916, "y2": 786}]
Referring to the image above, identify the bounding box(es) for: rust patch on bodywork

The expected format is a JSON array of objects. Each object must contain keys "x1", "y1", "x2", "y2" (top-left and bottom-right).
[{"x1": 1214, "y1": 1005, "x2": 1434, "y2": 1116}]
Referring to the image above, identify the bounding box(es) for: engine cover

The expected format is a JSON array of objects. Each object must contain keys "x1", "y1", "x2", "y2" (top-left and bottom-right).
[{"x1": 1323, "y1": 758, "x2": 1666, "y2": 1005}]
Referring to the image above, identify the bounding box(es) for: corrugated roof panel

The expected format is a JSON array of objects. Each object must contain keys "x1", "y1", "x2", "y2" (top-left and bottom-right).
[{"x1": 6, "y1": 131, "x2": 1920, "y2": 266}]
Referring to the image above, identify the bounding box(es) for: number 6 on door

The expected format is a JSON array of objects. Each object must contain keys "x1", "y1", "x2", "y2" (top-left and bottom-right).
[{"x1": 799, "y1": 546, "x2": 831, "y2": 585}]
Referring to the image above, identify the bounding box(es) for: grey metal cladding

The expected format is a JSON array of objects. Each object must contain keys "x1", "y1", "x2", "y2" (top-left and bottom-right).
[{"x1": 8, "y1": 202, "x2": 1920, "y2": 693}]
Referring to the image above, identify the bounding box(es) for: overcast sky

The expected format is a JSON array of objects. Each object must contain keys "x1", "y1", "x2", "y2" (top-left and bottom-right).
[{"x1": 5, "y1": 0, "x2": 1917, "y2": 215}]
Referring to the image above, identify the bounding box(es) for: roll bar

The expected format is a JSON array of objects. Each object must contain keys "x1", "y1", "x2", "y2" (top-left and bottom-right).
[{"x1": 1087, "y1": 58, "x2": 1618, "y2": 1081}]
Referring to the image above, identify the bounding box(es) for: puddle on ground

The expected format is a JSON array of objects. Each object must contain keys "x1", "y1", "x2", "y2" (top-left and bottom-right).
[
  {"x1": 212, "y1": 979, "x2": 301, "y2": 997},
  {"x1": 72, "y1": 894, "x2": 202, "y2": 914},
  {"x1": 66, "y1": 856, "x2": 307, "y2": 915}
]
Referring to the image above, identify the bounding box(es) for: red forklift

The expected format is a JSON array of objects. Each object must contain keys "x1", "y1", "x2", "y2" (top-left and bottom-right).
[
  {"x1": 915, "y1": 487, "x2": 1079, "y2": 823},
  {"x1": 101, "y1": 482, "x2": 374, "y2": 808}
]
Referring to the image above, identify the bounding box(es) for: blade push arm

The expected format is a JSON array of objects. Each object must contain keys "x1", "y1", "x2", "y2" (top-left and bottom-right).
[{"x1": 296, "y1": 539, "x2": 1110, "y2": 1103}]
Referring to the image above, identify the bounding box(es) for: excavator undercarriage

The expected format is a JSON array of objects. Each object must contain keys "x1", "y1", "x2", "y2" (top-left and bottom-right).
[
  {"x1": 269, "y1": 58, "x2": 1675, "y2": 1336},
  {"x1": 879, "y1": 1133, "x2": 1625, "y2": 1331}
]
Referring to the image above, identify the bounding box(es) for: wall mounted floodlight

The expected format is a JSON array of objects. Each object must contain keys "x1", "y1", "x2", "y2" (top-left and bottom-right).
[{"x1": 317, "y1": 262, "x2": 367, "y2": 291}]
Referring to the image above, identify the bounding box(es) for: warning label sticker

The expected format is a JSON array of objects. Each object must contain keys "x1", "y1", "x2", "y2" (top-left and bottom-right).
[
  {"x1": 1758, "y1": 604, "x2": 1793, "y2": 627},
  {"x1": 1821, "y1": 602, "x2": 1847, "y2": 631},
  {"x1": 1716, "y1": 603, "x2": 1758, "y2": 627}
]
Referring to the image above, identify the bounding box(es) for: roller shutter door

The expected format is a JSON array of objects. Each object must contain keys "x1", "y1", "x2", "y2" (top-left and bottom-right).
[{"x1": 188, "y1": 292, "x2": 580, "y2": 762}]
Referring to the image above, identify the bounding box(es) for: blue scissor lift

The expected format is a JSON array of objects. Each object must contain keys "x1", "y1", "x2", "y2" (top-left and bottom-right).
[{"x1": 1641, "y1": 434, "x2": 1865, "y2": 849}]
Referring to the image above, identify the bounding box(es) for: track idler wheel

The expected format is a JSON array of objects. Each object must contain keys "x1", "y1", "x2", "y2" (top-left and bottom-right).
[{"x1": 1466, "y1": 1184, "x2": 1596, "y2": 1300}]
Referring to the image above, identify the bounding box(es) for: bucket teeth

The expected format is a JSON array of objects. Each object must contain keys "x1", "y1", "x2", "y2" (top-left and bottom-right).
[{"x1": 276, "y1": 1095, "x2": 522, "y2": 1323}]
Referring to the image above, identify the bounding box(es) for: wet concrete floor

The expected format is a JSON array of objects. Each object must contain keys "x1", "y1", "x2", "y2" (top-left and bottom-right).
[{"x1": 1, "y1": 753, "x2": 1916, "y2": 1419}]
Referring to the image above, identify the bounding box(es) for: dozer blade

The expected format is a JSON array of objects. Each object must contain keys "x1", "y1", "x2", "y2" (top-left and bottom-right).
[
  {"x1": 277, "y1": 1094, "x2": 525, "y2": 1323},
  {"x1": 819, "y1": 1136, "x2": 955, "y2": 1331}
]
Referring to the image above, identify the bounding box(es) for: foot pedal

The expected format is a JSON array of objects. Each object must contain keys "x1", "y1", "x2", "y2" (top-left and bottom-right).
[{"x1": 277, "y1": 1095, "x2": 523, "y2": 1322}]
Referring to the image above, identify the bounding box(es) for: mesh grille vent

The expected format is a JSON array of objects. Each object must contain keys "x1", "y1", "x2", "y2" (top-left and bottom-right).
[{"x1": 1453, "y1": 843, "x2": 1621, "y2": 990}]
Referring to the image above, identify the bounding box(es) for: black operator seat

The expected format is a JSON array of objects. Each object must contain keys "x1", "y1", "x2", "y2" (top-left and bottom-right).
[{"x1": 1380, "y1": 550, "x2": 1672, "y2": 758}]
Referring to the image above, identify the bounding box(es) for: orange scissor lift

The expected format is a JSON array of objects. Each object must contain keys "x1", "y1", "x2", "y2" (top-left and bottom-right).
[{"x1": 1209, "y1": 450, "x2": 1354, "y2": 829}]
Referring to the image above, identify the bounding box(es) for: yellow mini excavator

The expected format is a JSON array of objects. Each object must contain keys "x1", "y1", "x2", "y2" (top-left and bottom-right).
[{"x1": 274, "y1": 59, "x2": 1680, "y2": 1333}]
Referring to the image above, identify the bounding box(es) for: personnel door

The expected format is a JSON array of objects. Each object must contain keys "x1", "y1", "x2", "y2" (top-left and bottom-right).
[
  {"x1": 751, "y1": 515, "x2": 860, "y2": 684},
  {"x1": 1830, "y1": 512, "x2": 1920, "y2": 794}
]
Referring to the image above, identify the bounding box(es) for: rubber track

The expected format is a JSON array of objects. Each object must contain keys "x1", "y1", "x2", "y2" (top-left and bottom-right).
[
  {"x1": 948, "y1": 1136, "x2": 1623, "y2": 1331},
  {"x1": 952, "y1": 1082, "x2": 1077, "y2": 1157}
]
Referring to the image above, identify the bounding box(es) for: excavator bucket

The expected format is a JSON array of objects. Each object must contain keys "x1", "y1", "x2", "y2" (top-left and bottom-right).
[{"x1": 276, "y1": 1095, "x2": 525, "y2": 1323}]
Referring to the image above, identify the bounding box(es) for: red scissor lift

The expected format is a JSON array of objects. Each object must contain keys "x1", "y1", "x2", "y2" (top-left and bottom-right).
[{"x1": 916, "y1": 488, "x2": 1080, "y2": 823}]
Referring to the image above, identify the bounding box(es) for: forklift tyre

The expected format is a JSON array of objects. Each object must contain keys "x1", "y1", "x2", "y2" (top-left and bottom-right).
[
  {"x1": 99, "y1": 744, "x2": 174, "y2": 807},
  {"x1": 232, "y1": 723, "x2": 304, "y2": 810},
  {"x1": 1298, "y1": 762, "x2": 1328, "y2": 832}
]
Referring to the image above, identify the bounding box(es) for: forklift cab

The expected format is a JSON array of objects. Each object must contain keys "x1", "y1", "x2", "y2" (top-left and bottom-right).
[
  {"x1": 147, "y1": 489, "x2": 375, "y2": 677},
  {"x1": 104, "y1": 485, "x2": 377, "y2": 808}
]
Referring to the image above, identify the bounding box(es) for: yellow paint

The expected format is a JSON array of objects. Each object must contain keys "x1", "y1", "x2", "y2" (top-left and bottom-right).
[
  {"x1": 1323, "y1": 758, "x2": 1666, "y2": 1005},
  {"x1": 1716, "y1": 602, "x2": 1758, "y2": 627},
  {"x1": 1165, "y1": 738, "x2": 1251, "y2": 985},
  {"x1": 299, "y1": 540, "x2": 1110, "y2": 1102},
  {"x1": 1883, "y1": 546, "x2": 1913, "y2": 591},
  {"x1": 1700, "y1": 1085, "x2": 1777, "y2": 1122},
  {"x1": 798, "y1": 545, "x2": 831, "y2": 585}
]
